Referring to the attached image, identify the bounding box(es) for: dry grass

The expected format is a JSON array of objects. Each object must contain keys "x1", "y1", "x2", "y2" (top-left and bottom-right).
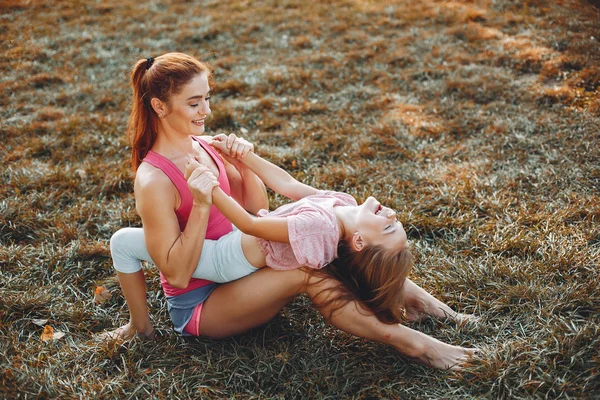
[{"x1": 1, "y1": 0, "x2": 599, "y2": 398}]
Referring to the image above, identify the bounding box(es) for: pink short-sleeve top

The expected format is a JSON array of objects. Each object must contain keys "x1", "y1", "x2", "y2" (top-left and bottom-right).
[{"x1": 256, "y1": 190, "x2": 357, "y2": 270}]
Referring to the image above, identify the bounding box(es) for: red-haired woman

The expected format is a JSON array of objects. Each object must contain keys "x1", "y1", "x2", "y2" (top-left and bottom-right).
[{"x1": 105, "y1": 52, "x2": 477, "y2": 370}]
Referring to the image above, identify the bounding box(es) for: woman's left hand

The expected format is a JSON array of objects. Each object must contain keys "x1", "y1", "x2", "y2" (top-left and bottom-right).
[{"x1": 210, "y1": 133, "x2": 254, "y2": 159}]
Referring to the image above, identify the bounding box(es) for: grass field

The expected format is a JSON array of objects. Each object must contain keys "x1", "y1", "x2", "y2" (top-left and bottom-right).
[{"x1": 1, "y1": 0, "x2": 599, "y2": 398}]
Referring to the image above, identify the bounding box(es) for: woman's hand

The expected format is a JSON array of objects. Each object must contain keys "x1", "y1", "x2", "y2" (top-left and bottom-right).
[
  {"x1": 185, "y1": 158, "x2": 219, "y2": 207},
  {"x1": 210, "y1": 133, "x2": 254, "y2": 160}
]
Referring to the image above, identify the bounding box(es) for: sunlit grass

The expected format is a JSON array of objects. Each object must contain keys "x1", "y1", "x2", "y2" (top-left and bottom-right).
[{"x1": 1, "y1": 0, "x2": 599, "y2": 398}]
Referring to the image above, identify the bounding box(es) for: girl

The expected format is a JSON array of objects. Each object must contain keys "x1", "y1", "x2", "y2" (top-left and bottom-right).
[
  {"x1": 182, "y1": 143, "x2": 413, "y2": 324},
  {"x1": 106, "y1": 52, "x2": 477, "y2": 370}
]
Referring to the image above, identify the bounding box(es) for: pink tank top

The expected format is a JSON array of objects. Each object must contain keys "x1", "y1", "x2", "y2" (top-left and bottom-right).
[{"x1": 142, "y1": 137, "x2": 233, "y2": 297}]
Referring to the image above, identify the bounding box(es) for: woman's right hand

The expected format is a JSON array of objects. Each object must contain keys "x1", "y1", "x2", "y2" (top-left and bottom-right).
[
  {"x1": 210, "y1": 133, "x2": 254, "y2": 160},
  {"x1": 185, "y1": 158, "x2": 219, "y2": 207}
]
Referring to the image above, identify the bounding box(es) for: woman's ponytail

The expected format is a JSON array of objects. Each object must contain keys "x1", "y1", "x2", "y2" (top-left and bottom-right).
[{"x1": 128, "y1": 58, "x2": 158, "y2": 171}]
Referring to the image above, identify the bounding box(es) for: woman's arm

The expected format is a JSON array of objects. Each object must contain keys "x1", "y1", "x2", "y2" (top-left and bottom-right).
[
  {"x1": 211, "y1": 136, "x2": 318, "y2": 201},
  {"x1": 204, "y1": 134, "x2": 268, "y2": 215},
  {"x1": 223, "y1": 159, "x2": 269, "y2": 215},
  {"x1": 136, "y1": 164, "x2": 217, "y2": 289}
]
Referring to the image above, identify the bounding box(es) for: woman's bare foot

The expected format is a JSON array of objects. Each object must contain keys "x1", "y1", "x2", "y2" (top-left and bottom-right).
[
  {"x1": 405, "y1": 306, "x2": 480, "y2": 326},
  {"x1": 97, "y1": 322, "x2": 155, "y2": 341},
  {"x1": 452, "y1": 312, "x2": 480, "y2": 325},
  {"x1": 404, "y1": 307, "x2": 430, "y2": 322},
  {"x1": 421, "y1": 341, "x2": 478, "y2": 370},
  {"x1": 390, "y1": 325, "x2": 478, "y2": 370}
]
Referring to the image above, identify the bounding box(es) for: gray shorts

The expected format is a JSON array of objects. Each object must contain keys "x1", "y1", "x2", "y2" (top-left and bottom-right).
[
  {"x1": 110, "y1": 227, "x2": 258, "y2": 283},
  {"x1": 194, "y1": 228, "x2": 258, "y2": 283}
]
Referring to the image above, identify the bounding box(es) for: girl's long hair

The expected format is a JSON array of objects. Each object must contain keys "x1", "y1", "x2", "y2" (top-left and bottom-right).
[
  {"x1": 128, "y1": 52, "x2": 211, "y2": 171},
  {"x1": 310, "y1": 241, "x2": 414, "y2": 324}
]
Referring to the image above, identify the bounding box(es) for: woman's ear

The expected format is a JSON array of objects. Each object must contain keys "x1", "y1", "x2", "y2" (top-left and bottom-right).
[
  {"x1": 150, "y1": 97, "x2": 167, "y2": 118},
  {"x1": 351, "y1": 232, "x2": 365, "y2": 252}
]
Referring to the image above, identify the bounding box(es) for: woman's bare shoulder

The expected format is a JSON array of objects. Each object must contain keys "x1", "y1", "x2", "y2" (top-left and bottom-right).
[
  {"x1": 134, "y1": 163, "x2": 178, "y2": 218},
  {"x1": 134, "y1": 162, "x2": 173, "y2": 194}
]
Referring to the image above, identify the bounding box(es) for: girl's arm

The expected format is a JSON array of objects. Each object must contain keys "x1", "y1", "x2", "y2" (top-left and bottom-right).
[
  {"x1": 201, "y1": 134, "x2": 269, "y2": 215},
  {"x1": 213, "y1": 185, "x2": 290, "y2": 243},
  {"x1": 185, "y1": 158, "x2": 291, "y2": 244},
  {"x1": 211, "y1": 136, "x2": 318, "y2": 201}
]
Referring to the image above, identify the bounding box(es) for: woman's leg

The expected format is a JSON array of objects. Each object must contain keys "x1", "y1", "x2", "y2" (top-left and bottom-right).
[
  {"x1": 200, "y1": 269, "x2": 475, "y2": 370},
  {"x1": 199, "y1": 268, "x2": 306, "y2": 338},
  {"x1": 106, "y1": 270, "x2": 155, "y2": 338},
  {"x1": 402, "y1": 278, "x2": 478, "y2": 323},
  {"x1": 304, "y1": 274, "x2": 476, "y2": 370},
  {"x1": 103, "y1": 227, "x2": 256, "y2": 339}
]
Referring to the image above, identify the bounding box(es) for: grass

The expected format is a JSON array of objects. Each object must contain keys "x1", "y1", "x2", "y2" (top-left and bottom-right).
[{"x1": 1, "y1": 0, "x2": 599, "y2": 398}]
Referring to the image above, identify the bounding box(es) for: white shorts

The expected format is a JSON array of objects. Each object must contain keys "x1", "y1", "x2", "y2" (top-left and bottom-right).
[{"x1": 110, "y1": 227, "x2": 258, "y2": 283}]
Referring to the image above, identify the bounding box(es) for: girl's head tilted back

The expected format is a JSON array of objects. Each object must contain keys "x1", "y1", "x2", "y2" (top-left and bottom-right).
[
  {"x1": 330, "y1": 241, "x2": 414, "y2": 324},
  {"x1": 350, "y1": 196, "x2": 407, "y2": 252},
  {"x1": 128, "y1": 52, "x2": 211, "y2": 170},
  {"x1": 316, "y1": 195, "x2": 412, "y2": 324}
]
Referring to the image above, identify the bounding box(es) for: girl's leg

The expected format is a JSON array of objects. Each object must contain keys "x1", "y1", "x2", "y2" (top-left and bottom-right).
[
  {"x1": 101, "y1": 228, "x2": 155, "y2": 339},
  {"x1": 200, "y1": 269, "x2": 475, "y2": 370}
]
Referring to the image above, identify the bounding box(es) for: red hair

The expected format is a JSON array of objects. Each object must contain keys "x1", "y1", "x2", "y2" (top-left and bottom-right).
[{"x1": 128, "y1": 53, "x2": 211, "y2": 170}]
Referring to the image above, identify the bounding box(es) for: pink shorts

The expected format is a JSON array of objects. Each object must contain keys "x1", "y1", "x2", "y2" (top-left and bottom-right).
[{"x1": 183, "y1": 302, "x2": 203, "y2": 336}]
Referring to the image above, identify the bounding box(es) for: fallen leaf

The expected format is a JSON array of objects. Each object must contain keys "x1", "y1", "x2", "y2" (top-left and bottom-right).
[
  {"x1": 31, "y1": 319, "x2": 48, "y2": 326},
  {"x1": 274, "y1": 352, "x2": 291, "y2": 362},
  {"x1": 74, "y1": 168, "x2": 87, "y2": 179},
  {"x1": 41, "y1": 325, "x2": 54, "y2": 341},
  {"x1": 94, "y1": 286, "x2": 112, "y2": 304},
  {"x1": 41, "y1": 325, "x2": 65, "y2": 341}
]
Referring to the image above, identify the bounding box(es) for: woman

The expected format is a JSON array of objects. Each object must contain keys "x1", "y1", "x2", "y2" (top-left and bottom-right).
[{"x1": 105, "y1": 52, "x2": 477, "y2": 370}]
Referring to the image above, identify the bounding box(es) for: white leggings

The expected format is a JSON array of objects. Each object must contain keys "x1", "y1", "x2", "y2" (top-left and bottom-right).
[{"x1": 110, "y1": 227, "x2": 258, "y2": 283}]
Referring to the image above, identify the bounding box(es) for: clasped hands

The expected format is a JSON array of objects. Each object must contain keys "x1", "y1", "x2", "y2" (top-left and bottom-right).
[{"x1": 185, "y1": 133, "x2": 254, "y2": 206}]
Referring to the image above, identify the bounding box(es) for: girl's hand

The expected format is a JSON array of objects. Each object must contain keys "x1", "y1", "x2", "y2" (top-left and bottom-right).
[
  {"x1": 185, "y1": 158, "x2": 219, "y2": 207},
  {"x1": 210, "y1": 133, "x2": 254, "y2": 159}
]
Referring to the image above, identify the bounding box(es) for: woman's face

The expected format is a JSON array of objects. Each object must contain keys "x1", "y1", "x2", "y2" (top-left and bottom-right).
[{"x1": 162, "y1": 72, "x2": 211, "y2": 136}]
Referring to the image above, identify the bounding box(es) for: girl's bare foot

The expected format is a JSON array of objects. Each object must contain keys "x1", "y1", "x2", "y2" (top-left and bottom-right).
[{"x1": 97, "y1": 322, "x2": 155, "y2": 341}]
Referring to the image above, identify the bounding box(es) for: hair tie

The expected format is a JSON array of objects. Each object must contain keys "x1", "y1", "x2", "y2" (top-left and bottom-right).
[{"x1": 145, "y1": 57, "x2": 154, "y2": 70}]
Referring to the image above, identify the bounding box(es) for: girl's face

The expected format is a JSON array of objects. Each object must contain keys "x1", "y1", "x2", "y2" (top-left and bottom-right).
[
  {"x1": 162, "y1": 73, "x2": 211, "y2": 135},
  {"x1": 355, "y1": 197, "x2": 407, "y2": 250}
]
